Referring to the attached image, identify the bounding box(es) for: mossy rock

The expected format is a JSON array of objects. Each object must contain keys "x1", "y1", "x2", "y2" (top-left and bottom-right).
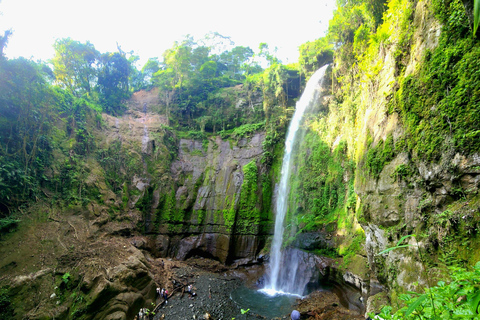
[{"x1": 366, "y1": 291, "x2": 390, "y2": 316}]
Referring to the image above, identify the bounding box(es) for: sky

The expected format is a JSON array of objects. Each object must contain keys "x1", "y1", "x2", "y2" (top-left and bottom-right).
[{"x1": 0, "y1": 0, "x2": 336, "y2": 68}]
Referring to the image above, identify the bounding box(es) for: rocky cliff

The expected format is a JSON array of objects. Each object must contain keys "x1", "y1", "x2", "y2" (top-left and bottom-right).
[{"x1": 283, "y1": 0, "x2": 480, "y2": 314}]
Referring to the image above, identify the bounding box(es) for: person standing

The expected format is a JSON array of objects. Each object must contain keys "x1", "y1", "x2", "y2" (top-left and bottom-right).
[{"x1": 163, "y1": 288, "x2": 168, "y2": 304}]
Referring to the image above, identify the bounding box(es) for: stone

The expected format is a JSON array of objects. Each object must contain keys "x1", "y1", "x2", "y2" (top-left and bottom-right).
[{"x1": 365, "y1": 292, "x2": 389, "y2": 317}]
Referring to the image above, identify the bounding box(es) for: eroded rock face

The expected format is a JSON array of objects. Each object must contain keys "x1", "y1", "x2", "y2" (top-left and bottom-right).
[
  {"x1": 82, "y1": 247, "x2": 157, "y2": 320},
  {"x1": 152, "y1": 133, "x2": 268, "y2": 264}
]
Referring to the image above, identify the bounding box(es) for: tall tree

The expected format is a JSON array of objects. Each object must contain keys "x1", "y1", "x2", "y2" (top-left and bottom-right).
[
  {"x1": 141, "y1": 57, "x2": 160, "y2": 86},
  {"x1": 219, "y1": 46, "x2": 254, "y2": 79},
  {"x1": 51, "y1": 38, "x2": 99, "y2": 97},
  {"x1": 0, "y1": 58, "x2": 55, "y2": 205},
  {"x1": 97, "y1": 52, "x2": 130, "y2": 114},
  {"x1": 0, "y1": 29, "x2": 12, "y2": 59}
]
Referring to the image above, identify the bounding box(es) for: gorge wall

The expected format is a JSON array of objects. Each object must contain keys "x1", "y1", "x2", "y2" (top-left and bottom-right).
[
  {"x1": 283, "y1": 0, "x2": 480, "y2": 313},
  {"x1": 1, "y1": 0, "x2": 480, "y2": 318}
]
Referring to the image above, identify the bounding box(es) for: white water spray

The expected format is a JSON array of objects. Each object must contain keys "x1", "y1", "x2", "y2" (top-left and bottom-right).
[
  {"x1": 141, "y1": 123, "x2": 149, "y2": 153},
  {"x1": 262, "y1": 65, "x2": 328, "y2": 296}
]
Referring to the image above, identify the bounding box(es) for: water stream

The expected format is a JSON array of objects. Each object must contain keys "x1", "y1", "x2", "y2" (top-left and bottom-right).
[
  {"x1": 141, "y1": 122, "x2": 149, "y2": 153},
  {"x1": 262, "y1": 65, "x2": 329, "y2": 296}
]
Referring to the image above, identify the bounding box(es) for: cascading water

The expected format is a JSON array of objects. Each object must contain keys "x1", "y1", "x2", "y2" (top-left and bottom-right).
[
  {"x1": 262, "y1": 65, "x2": 329, "y2": 296},
  {"x1": 141, "y1": 119, "x2": 149, "y2": 153}
]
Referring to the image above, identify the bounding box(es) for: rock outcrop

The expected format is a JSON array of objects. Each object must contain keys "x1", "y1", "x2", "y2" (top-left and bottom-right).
[{"x1": 152, "y1": 133, "x2": 269, "y2": 264}]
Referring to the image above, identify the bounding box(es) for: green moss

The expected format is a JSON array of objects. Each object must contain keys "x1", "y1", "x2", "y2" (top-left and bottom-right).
[
  {"x1": 189, "y1": 149, "x2": 203, "y2": 156},
  {"x1": 223, "y1": 195, "x2": 236, "y2": 232},
  {"x1": 0, "y1": 287, "x2": 15, "y2": 319},
  {"x1": 391, "y1": 164, "x2": 413, "y2": 181},
  {"x1": 393, "y1": 0, "x2": 480, "y2": 161},
  {"x1": 121, "y1": 182, "x2": 129, "y2": 209},
  {"x1": 365, "y1": 132, "x2": 395, "y2": 179},
  {"x1": 288, "y1": 132, "x2": 354, "y2": 235},
  {"x1": 235, "y1": 159, "x2": 275, "y2": 234},
  {"x1": 197, "y1": 210, "x2": 206, "y2": 225},
  {"x1": 159, "y1": 188, "x2": 176, "y2": 222}
]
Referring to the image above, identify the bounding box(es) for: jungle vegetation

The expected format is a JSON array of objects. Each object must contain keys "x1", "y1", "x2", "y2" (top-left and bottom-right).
[
  {"x1": 1, "y1": 0, "x2": 480, "y2": 317},
  {"x1": 0, "y1": 29, "x2": 332, "y2": 234}
]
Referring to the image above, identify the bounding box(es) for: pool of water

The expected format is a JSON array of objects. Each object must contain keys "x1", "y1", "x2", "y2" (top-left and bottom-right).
[{"x1": 230, "y1": 286, "x2": 300, "y2": 318}]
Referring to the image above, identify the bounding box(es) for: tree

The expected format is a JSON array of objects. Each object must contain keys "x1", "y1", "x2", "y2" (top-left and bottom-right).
[
  {"x1": 128, "y1": 53, "x2": 145, "y2": 92},
  {"x1": 219, "y1": 46, "x2": 254, "y2": 79},
  {"x1": 163, "y1": 40, "x2": 193, "y2": 92},
  {"x1": 298, "y1": 37, "x2": 334, "y2": 75},
  {"x1": 0, "y1": 29, "x2": 12, "y2": 59},
  {"x1": 0, "y1": 58, "x2": 56, "y2": 207},
  {"x1": 141, "y1": 57, "x2": 160, "y2": 87},
  {"x1": 97, "y1": 52, "x2": 131, "y2": 114},
  {"x1": 153, "y1": 68, "x2": 175, "y2": 125},
  {"x1": 258, "y1": 43, "x2": 279, "y2": 67},
  {"x1": 51, "y1": 38, "x2": 99, "y2": 97}
]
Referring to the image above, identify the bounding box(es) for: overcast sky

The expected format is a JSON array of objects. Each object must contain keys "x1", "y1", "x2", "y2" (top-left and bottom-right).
[{"x1": 0, "y1": 0, "x2": 336, "y2": 67}]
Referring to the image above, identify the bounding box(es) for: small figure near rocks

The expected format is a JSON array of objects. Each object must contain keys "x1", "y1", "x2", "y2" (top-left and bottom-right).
[
  {"x1": 291, "y1": 309, "x2": 301, "y2": 320},
  {"x1": 187, "y1": 284, "x2": 197, "y2": 299},
  {"x1": 163, "y1": 288, "x2": 169, "y2": 304},
  {"x1": 138, "y1": 308, "x2": 148, "y2": 320}
]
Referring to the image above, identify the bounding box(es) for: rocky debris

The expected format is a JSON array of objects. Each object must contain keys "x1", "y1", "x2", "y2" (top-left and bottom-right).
[
  {"x1": 294, "y1": 291, "x2": 365, "y2": 320},
  {"x1": 142, "y1": 256, "x2": 368, "y2": 320},
  {"x1": 151, "y1": 262, "x2": 245, "y2": 320}
]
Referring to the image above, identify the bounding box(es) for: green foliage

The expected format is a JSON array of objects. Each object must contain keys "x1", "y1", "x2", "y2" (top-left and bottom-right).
[
  {"x1": 0, "y1": 217, "x2": 20, "y2": 234},
  {"x1": 236, "y1": 160, "x2": 261, "y2": 233},
  {"x1": 365, "y1": 133, "x2": 395, "y2": 179},
  {"x1": 0, "y1": 287, "x2": 14, "y2": 320},
  {"x1": 97, "y1": 52, "x2": 131, "y2": 115},
  {"x1": 52, "y1": 38, "x2": 99, "y2": 97},
  {"x1": 298, "y1": 37, "x2": 334, "y2": 75},
  {"x1": 223, "y1": 195, "x2": 236, "y2": 232},
  {"x1": 391, "y1": 164, "x2": 413, "y2": 181},
  {"x1": 394, "y1": 0, "x2": 480, "y2": 160},
  {"x1": 62, "y1": 272, "x2": 71, "y2": 285},
  {"x1": 151, "y1": 33, "x2": 303, "y2": 134},
  {"x1": 0, "y1": 57, "x2": 58, "y2": 209},
  {"x1": 375, "y1": 262, "x2": 480, "y2": 319},
  {"x1": 475, "y1": 0, "x2": 480, "y2": 35},
  {"x1": 290, "y1": 133, "x2": 353, "y2": 233},
  {"x1": 230, "y1": 122, "x2": 265, "y2": 140}
]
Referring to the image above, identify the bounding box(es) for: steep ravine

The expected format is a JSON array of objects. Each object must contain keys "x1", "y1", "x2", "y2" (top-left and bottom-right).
[{"x1": 2, "y1": 1, "x2": 480, "y2": 318}]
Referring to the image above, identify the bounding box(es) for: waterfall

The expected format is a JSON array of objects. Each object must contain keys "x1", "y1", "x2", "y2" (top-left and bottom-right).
[
  {"x1": 263, "y1": 65, "x2": 329, "y2": 296},
  {"x1": 141, "y1": 123, "x2": 149, "y2": 153}
]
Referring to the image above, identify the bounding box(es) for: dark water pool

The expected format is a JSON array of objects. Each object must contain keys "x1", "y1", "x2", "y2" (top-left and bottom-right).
[
  {"x1": 230, "y1": 282, "x2": 364, "y2": 318},
  {"x1": 230, "y1": 286, "x2": 300, "y2": 318}
]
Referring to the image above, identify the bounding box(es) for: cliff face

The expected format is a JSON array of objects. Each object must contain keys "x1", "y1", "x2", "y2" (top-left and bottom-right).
[
  {"x1": 354, "y1": 0, "x2": 480, "y2": 297},
  {"x1": 0, "y1": 86, "x2": 273, "y2": 319},
  {"x1": 2, "y1": 1, "x2": 479, "y2": 317},
  {"x1": 287, "y1": 0, "x2": 480, "y2": 312},
  {"x1": 98, "y1": 88, "x2": 272, "y2": 266},
  {"x1": 153, "y1": 133, "x2": 270, "y2": 264}
]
